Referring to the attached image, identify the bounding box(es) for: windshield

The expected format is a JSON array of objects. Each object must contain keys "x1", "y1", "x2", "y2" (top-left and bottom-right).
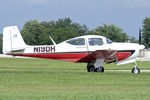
[{"x1": 106, "y1": 38, "x2": 113, "y2": 44}]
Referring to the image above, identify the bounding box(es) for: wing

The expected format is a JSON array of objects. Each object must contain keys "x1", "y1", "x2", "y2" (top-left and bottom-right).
[{"x1": 77, "y1": 50, "x2": 117, "y2": 63}]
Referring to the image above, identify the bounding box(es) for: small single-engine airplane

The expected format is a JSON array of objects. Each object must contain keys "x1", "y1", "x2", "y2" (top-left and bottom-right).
[{"x1": 3, "y1": 26, "x2": 145, "y2": 74}]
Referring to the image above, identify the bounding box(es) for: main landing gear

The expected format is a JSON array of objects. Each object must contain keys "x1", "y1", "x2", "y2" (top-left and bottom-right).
[
  {"x1": 87, "y1": 62, "x2": 140, "y2": 74},
  {"x1": 132, "y1": 62, "x2": 140, "y2": 74},
  {"x1": 87, "y1": 63, "x2": 104, "y2": 73}
]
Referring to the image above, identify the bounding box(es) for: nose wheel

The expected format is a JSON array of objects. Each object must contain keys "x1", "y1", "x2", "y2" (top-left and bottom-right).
[
  {"x1": 132, "y1": 67, "x2": 140, "y2": 74},
  {"x1": 132, "y1": 63, "x2": 140, "y2": 74}
]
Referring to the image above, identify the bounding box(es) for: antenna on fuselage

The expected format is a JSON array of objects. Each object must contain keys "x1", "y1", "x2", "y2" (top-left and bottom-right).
[{"x1": 49, "y1": 36, "x2": 56, "y2": 45}]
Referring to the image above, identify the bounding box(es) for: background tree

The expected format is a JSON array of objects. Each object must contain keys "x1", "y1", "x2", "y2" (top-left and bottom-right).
[
  {"x1": 21, "y1": 18, "x2": 89, "y2": 45},
  {"x1": 128, "y1": 36, "x2": 138, "y2": 43},
  {"x1": 142, "y1": 17, "x2": 150, "y2": 48},
  {"x1": 21, "y1": 20, "x2": 41, "y2": 45},
  {"x1": 0, "y1": 34, "x2": 2, "y2": 53},
  {"x1": 88, "y1": 24, "x2": 128, "y2": 42}
]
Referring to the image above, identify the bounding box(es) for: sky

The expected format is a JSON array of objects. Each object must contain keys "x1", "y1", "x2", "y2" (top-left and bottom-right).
[{"x1": 0, "y1": 0, "x2": 150, "y2": 38}]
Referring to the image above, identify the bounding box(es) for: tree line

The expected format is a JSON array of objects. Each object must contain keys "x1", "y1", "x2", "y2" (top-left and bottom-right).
[
  {"x1": 21, "y1": 18, "x2": 128, "y2": 45},
  {"x1": 142, "y1": 17, "x2": 150, "y2": 48},
  {"x1": 21, "y1": 18, "x2": 89, "y2": 45},
  {"x1": 0, "y1": 17, "x2": 150, "y2": 53}
]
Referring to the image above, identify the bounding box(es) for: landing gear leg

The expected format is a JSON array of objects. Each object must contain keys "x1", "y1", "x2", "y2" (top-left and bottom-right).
[
  {"x1": 95, "y1": 59, "x2": 105, "y2": 73},
  {"x1": 132, "y1": 62, "x2": 140, "y2": 74}
]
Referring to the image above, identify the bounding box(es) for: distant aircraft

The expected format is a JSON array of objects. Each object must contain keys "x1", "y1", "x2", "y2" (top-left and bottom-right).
[{"x1": 3, "y1": 26, "x2": 145, "y2": 74}]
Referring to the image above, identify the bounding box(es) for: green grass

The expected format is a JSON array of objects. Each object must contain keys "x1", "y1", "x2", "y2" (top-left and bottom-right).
[{"x1": 0, "y1": 58, "x2": 150, "y2": 100}]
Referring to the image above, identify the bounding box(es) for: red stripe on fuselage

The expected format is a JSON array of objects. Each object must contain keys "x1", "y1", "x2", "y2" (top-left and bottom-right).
[
  {"x1": 14, "y1": 51, "x2": 133, "y2": 63},
  {"x1": 14, "y1": 53, "x2": 89, "y2": 62},
  {"x1": 115, "y1": 52, "x2": 131, "y2": 61}
]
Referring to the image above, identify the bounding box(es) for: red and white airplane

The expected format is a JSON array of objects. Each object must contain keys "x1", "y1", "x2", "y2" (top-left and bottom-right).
[{"x1": 3, "y1": 26, "x2": 145, "y2": 74}]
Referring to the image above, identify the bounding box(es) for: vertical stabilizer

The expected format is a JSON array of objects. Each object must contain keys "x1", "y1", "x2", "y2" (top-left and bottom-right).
[{"x1": 3, "y1": 26, "x2": 26, "y2": 54}]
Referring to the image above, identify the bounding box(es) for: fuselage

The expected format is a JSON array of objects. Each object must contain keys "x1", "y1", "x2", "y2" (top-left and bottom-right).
[{"x1": 12, "y1": 35, "x2": 145, "y2": 64}]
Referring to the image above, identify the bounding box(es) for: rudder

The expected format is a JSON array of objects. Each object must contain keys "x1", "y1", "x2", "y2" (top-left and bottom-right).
[{"x1": 3, "y1": 26, "x2": 26, "y2": 54}]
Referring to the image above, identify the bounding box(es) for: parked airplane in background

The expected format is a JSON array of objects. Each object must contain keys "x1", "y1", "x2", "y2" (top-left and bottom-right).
[{"x1": 3, "y1": 26, "x2": 145, "y2": 74}]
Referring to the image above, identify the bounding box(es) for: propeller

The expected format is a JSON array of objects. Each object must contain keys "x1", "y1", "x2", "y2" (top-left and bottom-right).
[{"x1": 139, "y1": 28, "x2": 142, "y2": 62}]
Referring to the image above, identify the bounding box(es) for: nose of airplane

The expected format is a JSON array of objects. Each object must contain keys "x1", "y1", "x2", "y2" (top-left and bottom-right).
[{"x1": 139, "y1": 45, "x2": 145, "y2": 50}]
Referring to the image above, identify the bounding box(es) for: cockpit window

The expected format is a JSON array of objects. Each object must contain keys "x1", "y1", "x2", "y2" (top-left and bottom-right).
[
  {"x1": 66, "y1": 38, "x2": 85, "y2": 45},
  {"x1": 88, "y1": 38, "x2": 103, "y2": 46},
  {"x1": 107, "y1": 38, "x2": 113, "y2": 44}
]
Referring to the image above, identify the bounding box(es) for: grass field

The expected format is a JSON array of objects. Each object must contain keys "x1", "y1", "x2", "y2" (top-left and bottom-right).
[{"x1": 0, "y1": 58, "x2": 150, "y2": 100}]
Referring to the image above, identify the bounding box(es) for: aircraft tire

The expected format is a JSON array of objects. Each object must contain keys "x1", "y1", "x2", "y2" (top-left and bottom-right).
[
  {"x1": 87, "y1": 65, "x2": 95, "y2": 72},
  {"x1": 132, "y1": 67, "x2": 140, "y2": 74},
  {"x1": 96, "y1": 66, "x2": 104, "y2": 73}
]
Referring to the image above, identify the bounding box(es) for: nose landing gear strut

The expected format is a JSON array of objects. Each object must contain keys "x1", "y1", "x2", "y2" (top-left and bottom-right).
[{"x1": 132, "y1": 62, "x2": 140, "y2": 74}]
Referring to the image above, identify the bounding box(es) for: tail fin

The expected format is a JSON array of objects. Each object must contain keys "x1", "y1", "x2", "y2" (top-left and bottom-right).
[{"x1": 3, "y1": 26, "x2": 26, "y2": 54}]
